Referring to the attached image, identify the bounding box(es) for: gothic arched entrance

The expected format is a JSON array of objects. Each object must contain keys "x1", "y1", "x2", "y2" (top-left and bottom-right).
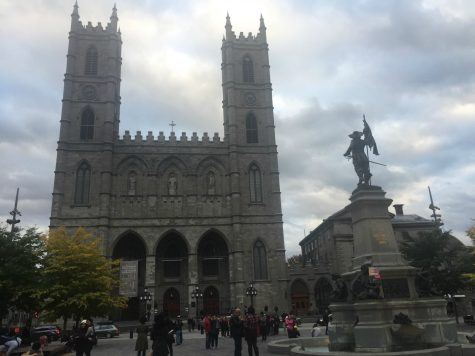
[
  {"x1": 197, "y1": 230, "x2": 230, "y2": 313},
  {"x1": 163, "y1": 288, "x2": 180, "y2": 317},
  {"x1": 315, "y1": 278, "x2": 333, "y2": 314},
  {"x1": 290, "y1": 279, "x2": 309, "y2": 316},
  {"x1": 112, "y1": 232, "x2": 147, "y2": 321},
  {"x1": 203, "y1": 286, "x2": 219, "y2": 315}
]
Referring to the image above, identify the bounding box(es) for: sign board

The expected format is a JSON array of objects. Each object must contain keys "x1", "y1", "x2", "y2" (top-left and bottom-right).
[
  {"x1": 119, "y1": 260, "x2": 138, "y2": 297},
  {"x1": 368, "y1": 267, "x2": 381, "y2": 280}
]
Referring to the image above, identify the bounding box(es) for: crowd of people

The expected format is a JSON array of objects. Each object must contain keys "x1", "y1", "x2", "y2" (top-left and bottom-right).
[
  {"x1": 143, "y1": 306, "x2": 307, "y2": 356},
  {"x1": 0, "y1": 307, "x2": 323, "y2": 356}
]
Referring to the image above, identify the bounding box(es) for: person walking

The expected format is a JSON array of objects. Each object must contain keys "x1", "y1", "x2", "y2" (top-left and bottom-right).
[
  {"x1": 135, "y1": 316, "x2": 149, "y2": 356},
  {"x1": 150, "y1": 313, "x2": 169, "y2": 356},
  {"x1": 244, "y1": 306, "x2": 259, "y2": 356},
  {"x1": 230, "y1": 308, "x2": 243, "y2": 356}
]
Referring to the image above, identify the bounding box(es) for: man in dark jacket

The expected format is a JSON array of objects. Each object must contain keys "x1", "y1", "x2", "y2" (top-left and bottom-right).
[{"x1": 230, "y1": 308, "x2": 243, "y2": 356}]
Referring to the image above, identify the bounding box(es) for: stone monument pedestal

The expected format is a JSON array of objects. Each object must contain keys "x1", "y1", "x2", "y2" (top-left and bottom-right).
[{"x1": 329, "y1": 185, "x2": 457, "y2": 352}]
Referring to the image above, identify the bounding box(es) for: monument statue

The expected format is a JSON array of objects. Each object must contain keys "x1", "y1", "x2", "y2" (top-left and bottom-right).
[
  {"x1": 168, "y1": 173, "x2": 177, "y2": 195},
  {"x1": 330, "y1": 274, "x2": 348, "y2": 302},
  {"x1": 344, "y1": 116, "x2": 379, "y2": 185}
]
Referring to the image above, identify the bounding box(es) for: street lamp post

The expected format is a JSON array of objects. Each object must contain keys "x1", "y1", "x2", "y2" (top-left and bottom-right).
[
  {"x1": 246, "y1": 281, "x2": 258, "y2": 307},
  {"x1": 191, "y1": 286, "x2": 203, "y2": 321},
  {"x1": 139, "y1": 287, "x2": 152, "y2": 320}
]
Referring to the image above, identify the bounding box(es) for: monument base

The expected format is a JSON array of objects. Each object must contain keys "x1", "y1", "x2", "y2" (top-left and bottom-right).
[{"x1": 330, "y1": 298, "x2": 456, "y2": 352}]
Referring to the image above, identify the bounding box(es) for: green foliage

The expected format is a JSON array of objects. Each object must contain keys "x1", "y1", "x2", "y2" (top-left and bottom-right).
[
  {"x1": 41, "y1": 227, "x2": 127, "y2": 322},
  {"x1": 400, "y1": 229, "x2": 474, "y2": 296},
  {"x1": 0, "y1": 225, "x2": 45, "y2": 321}
]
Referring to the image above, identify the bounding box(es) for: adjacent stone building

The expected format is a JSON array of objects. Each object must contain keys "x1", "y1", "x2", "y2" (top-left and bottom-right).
[{"x1": 50, "y1": 4, "x2": 288, "y2": 320}]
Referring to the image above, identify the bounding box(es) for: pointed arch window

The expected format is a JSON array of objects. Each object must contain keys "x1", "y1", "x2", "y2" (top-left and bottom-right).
[
  {"x1": 243, "y1": 55, "x2": 254, "y2": 83},
  {"x1": 253, "y1": 240, "x2": 268, "y2": 280},
  {"x1": 249, "y1": 164, "x2": 262, "y2": 203},
  {"x1": 75, "y1": 162, "x2": 91, "y2": 204},
  {"x1": 80, "y1": 108, "x2": 94, "y2": 140},
  {"x1": 85, "y1": 46, "x2": 98, "y2": 75},
  {"x1": 246, "y1": 113, "x2": 258, "y2": 143}
]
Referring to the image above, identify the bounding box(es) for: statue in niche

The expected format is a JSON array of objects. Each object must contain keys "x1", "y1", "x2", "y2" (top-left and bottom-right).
[
  {"x1": 127, "y1": 171, "x2": 137, "y2": 195},
  {"x1": 168, "y1": 173, "x2": 177, "y2": 195},
  {"x1": 351, "y1": 263, "x2": 381, "y2": 300},
  {"x1": 207, "y1": 171, "x2": 216, "y2": 195},
  {"x1": 343, "y1": 116, "x2": 379, "y2": 185}
]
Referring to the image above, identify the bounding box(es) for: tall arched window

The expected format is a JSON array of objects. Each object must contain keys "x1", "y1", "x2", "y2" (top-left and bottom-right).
[
  {"x1": 246, "y1": 113, "x2": 258, "y2": 143},
  {"x1": 85, "y1": 46, "x2": 98, "y2": 75},
  {"x1": 75, "y1": 162, "x2": 91, "y2": 204},
  {"x1": 253, "y1": 240, "x2": 268, "y2": 280},
  {"x1": 243, "y1": 55, "x2": 254, "y2": 83},
  {"x1": 80, "y1": 108, "x2": 94, "y2": 140},
  {"x1": 249, "y1": 164, "x2": 262, "y2": 203}
]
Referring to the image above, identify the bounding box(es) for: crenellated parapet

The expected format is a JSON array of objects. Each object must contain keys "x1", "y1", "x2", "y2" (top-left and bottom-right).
[
  {"x1": 118, "y1": 130, "x2": 225, "y2": 145},
  {"x1": 223, "y1": 13, "x2": 267, "y2": 43},
  {"x1": 70, "y1": 2, "x2": 119, "y2": 34}
]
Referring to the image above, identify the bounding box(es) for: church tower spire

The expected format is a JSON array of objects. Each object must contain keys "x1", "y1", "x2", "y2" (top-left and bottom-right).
[
  {"x1": 259, "y1": 14, "x2": 267, "y2": 42},
  {"x1": 225, "y1": 13, "x2": 235, "y2": 40},
  {"x1": 70, "y1": 1, "x2": 81, "y2": 31},
  {"x1": 108, "y1": 3, "x2": 119, "y2": 32}
]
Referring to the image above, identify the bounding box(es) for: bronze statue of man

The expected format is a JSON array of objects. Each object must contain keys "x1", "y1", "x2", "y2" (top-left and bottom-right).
[{"x1": 344, "y1": 117, "x2": 379, "y2": 185}]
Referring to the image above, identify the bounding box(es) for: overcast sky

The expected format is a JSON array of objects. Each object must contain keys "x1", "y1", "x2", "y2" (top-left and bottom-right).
[{"x1": 1, "y1": 0, "x2": 475, "y2": 257}]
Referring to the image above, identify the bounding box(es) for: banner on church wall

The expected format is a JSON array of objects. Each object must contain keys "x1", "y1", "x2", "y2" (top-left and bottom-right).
[{"x1": 119, "y1": 260, "x2": 138, "y2": 297}]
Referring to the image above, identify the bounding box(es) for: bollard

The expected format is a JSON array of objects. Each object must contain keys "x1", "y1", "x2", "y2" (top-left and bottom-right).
[{"x1": 130, "y1": 329, "x2": 133, "y2": 339}]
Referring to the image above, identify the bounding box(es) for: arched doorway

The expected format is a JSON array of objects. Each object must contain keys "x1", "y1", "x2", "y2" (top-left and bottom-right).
[
  {"x1": 290, "y1": 279, "x2": 310, "y2": 316},
  {"x1": 163, "y1": 288, "x2": 180, "y2": 317},
  {"x1": 315, "y1": 278, "x2": 333, "y2": 314},
  {"x1": 197, "y1": 231, "x2": 230, "y2": 313},
  {"x1": 156, "y1": 232, "x2": 188, "y2": 283},
  {"x1": 203, "y1": 286, "x2": 219, "y2": 315},
  {"x1": 112, "y1": 232, "x2": 147, "y2": 321}
]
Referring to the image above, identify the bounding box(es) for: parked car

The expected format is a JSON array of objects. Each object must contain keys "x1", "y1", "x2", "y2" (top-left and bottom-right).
[
  {"x1": 31, "y1": 325, "x2": 61, "y2": 342},
  {"x1": 94, "y1": 324, "x2": 119, "y2": 338}
]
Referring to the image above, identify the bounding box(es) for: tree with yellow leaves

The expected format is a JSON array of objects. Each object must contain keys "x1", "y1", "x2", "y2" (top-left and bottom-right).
[{"x1": 41, "y1": 227, "x2": 127, "y2": 329}]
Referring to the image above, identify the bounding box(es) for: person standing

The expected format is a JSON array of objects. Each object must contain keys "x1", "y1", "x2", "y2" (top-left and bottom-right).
[
  {"x1": 209, "y1": 315, "x2": 220, "y2": 349},
  {"x1": 230, "y1": 308, "x2": 243, "y2": 356},
  {"x1": 150, "y1": 313, "x2": 169, "y2": 356},
  {"x1": 174, "y1": 316, "x2": 183, "y2": 345},
  {"x1": 135, "y1": 316, "x2": 149, "y2": 356},
  {"x1": 259, "y1": 313, "x2": 267, "y2": 342},
  {"x1": 244, "y1": 306, "x2": 259, "y2": 356},
  {"x1": 74, "y1": 320, "x2": 93, "y2": 356},
  {"x1": 203, "y1": 315, "x2": 211, "y2": 349}
]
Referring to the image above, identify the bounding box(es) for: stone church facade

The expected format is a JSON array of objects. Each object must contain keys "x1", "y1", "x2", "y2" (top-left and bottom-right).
[{"x1": 50, "y1": 4, "x2": 288, "y2": 320}]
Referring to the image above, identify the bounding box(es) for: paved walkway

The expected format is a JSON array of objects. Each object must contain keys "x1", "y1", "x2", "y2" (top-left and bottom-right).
[{"x1": 87, "y1": 326, "x2": 313, "y2": 356}]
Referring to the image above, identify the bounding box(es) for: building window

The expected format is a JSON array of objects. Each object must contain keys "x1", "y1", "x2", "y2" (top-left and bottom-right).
[
  {"x1": 75, "y1": 162, "x2": 91, "y2": 204},
  {"x1": 246, "y1": 113, "x2": 258, "y2": 143},
  {"x1": 85, "y1": 46, "x2": 98, "y2": 75},
  {"x1": 243, "y1": 55, "x2": 254, "y2": 83},
  {"x1": 253, "y1": 240, "x2": 268, "y2": 280},
  {"x1": 249, "y1": 164, "x2": 262, "y2": 203},
  {"x1": 80, "y1": 108, "x2": 94, "y2": 140}
]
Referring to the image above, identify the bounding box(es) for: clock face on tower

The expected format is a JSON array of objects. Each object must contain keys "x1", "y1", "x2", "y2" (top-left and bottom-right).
[
  {"x1": 244, "y1": 92, "x2": 256, "y2": 106},
  {"x1": 81, "y1": 85, "x2": 97, "y2": 100}
]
